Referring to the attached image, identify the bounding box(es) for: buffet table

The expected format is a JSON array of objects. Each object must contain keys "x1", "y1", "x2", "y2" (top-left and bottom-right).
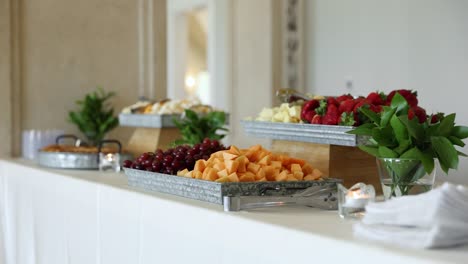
[{"x1": 0, "y1": 159, "x2": 467, "y2": 264}]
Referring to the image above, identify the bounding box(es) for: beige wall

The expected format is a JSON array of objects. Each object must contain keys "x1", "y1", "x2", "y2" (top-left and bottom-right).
[
  {"x1": 305, "y1": 0, "x2": 468, "y2": 184},
  {"x1": 1, "y1": 0, "x2": 277, "y2": 154},
  {"x1": 0, "y1": 0, "x2": 12, "y2": 157},
  {"x1": 1, "y1": 0, "x2": 167, "y2": 154},
  {"x1": 20, "y1": 0, "x2": 140, "y2": 142},
  {"x1": 230, "y1": 0, "x2": 275, "y2": 148}
]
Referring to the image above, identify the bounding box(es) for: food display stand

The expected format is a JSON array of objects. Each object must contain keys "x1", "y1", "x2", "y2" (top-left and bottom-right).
[
  {"x1": 241, "y1": 120, "x2": 382, "y2": 193},
  {"x1": 119, "y1": 114, "x2": 183, "y2": 156}
]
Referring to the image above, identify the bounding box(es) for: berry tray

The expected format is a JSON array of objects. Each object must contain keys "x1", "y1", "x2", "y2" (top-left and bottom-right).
[
  {"x1": 124, "y1": 168, "x2": 340, "y2": 205},
  {"x1": 240, "y1": 120, "x2": 368, "y2": 147}
]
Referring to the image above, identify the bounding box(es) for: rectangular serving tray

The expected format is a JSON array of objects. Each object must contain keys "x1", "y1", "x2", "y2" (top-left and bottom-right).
[
  {"x1": 124, "y1": 168, "x2": 340, "y2": 205},
  {"x1": 119, "y1": 113, "x2": 230, "y2": 128},
  {"x1": 119, "y1": 113, "x2": 181, "y2": 128},
  {"x1": 241, "y1": 120, "x2": 367, "y2": 147}
]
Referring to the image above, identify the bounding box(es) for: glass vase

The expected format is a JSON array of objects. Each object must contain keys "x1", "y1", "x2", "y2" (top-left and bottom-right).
[{"x1": 376, "y1": 158, "x2": 436, "y2": 200}]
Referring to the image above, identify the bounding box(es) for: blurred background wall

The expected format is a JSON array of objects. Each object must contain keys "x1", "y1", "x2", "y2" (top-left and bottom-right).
[
  {"x1": 304, "y1": 0, "x2": 468, "y2": 183},
  {"x1": 1, "y1": 0, "x2": 467, "y2": 183}
]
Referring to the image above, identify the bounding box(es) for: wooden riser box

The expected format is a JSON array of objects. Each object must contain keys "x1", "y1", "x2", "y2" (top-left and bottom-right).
[{"x1": 271, "y1": 140, "x2": 382, "y2": 194}]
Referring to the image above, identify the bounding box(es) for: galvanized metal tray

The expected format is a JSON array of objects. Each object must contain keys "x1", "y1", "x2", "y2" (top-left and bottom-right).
[
  {"x1": 125, "y1": 168, "x2": 340, "y2": 205},
  {"x1": 119, "y1": 113, "x2": 230, "y2": 128},
  {"x1": 38, "y1": 151, "x2": 133, "y2": 170},
  {"x1": 241, "y1": 120, "x2": 368, "y2": 147},
  {"x1": 119, "y1": 113, "x2": 181, "y2": 128}
]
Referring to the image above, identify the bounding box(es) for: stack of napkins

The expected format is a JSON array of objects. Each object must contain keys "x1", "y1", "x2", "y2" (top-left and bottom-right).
[{"x1": 354, "y1": 183, "x2": 468, "y2": 249}]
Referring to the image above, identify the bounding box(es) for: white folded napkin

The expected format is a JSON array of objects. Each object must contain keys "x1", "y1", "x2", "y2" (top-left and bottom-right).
[{"x1": 353, "y1": 183, "x2": 468, "y2": 249}]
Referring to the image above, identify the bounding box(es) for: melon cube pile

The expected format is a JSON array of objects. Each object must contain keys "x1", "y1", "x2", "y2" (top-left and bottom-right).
[{"x1": 177, "y1": 145, "x2": 324, "y2": 182}]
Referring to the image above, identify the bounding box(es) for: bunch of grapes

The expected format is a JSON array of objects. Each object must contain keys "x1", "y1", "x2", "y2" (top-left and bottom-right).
[{"x1": 123, "y1": 138, "x2": 227, "y2": 175}]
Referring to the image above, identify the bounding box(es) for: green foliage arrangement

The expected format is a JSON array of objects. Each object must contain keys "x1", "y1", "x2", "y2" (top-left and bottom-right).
[
  {"x1": 68, "y1": 88, "x2": 119, "y2": 146},
  {"x1": 348, "y1": 93, "x2": 468, "y2": 175},
  {"x1": 172, "y1": 109, "x2": 228, "y2": 146}
]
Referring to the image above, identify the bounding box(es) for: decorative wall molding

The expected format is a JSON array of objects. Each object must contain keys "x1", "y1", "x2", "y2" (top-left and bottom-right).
[
  {"x1": 0, "y1": 0, "x2": 13, "y2": 157},
  {"x1": 167, "y1": 0, "x2": 232, "y2": 111},
  {"x1": 281, "y1": 0, "x2": 305, "y2": 92},
  {"x1": 8, "y1": 0, "x2": 22, "y2": 156},
  {"x1": 137, "y1": 0, "x2": 166, "y2": 100}
]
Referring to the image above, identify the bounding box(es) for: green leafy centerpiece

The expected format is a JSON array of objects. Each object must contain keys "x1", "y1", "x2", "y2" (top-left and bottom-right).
[
  {"x1": 348, "y1": 91, "x2": 468, "y2": 199},
  {"x1": 69, "y1": 88, "x2": 119, "y2": 146},
  {"x1": 172, "y1": 109, "x2": 228, "y2": 146}
]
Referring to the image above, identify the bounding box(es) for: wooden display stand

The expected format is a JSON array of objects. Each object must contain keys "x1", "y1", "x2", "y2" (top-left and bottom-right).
[
  {"x1": 271, "y1": 140, "x2": 382, "y2": 194},
  {"x1": 126, "y1": 128, "x2": 181, "y2": 156}
]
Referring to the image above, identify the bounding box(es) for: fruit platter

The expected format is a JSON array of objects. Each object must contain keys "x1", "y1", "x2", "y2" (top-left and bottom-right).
[
  {"x1": 243, "y1": 89, "x2": 421, "y2": 146},
  {"x1": 241, "y1": 89, "x2": 430, "y2": 193},
  {"x1": 119, "y1": 98, "x2": 228, "y2": 128},
  {"x1": 122, "y1": 138, "x2": 339, "y2": 207},
  {"x1": 241, "y1": 121, "x2": 368, "y2": 146},
  {"x1": 119, "y1": 98, "x2": 230, "y2": 155}
]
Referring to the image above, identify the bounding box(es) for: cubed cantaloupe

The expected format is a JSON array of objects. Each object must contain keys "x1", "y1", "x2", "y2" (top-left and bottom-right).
[
  {"x1": 193, "y1": 171, "x2": 203, "y2": 179},
  {"x1": 177, "y1": 168, "x2": 189, "y2": 176},
  {"x1": 286, "y1": 175, "x2": 298, "y2": 181},
  {"x1": 215, "y1": 176, "x2": 229, "y2": 183},
  {"x1": 236, "y1": 155, "x2": 249, "y2": 173},
  {"x1": 239, "y1": 172, "x2": 256, "y2": 182},
  {"x1": 228, "y1": 145, "x2": 241, "y2": 155},
  {"x1": 293, "y1": 171, "x2": 304, "y2": 181},
  {"x1": 223, "y1": 152, "x2": 238, "y2": 161},
  {"x1": 217, "y1": 169, "x2": 229, "y2": 178},
  {"x1": 271, "y1": 160, "x2": 282, "y2": 169},
  {"x1": 225, "y1": 159, "x2": 239, "y2": 174},
  {"x1": 213, "y1": 162, "x2": 226, "y2": 172},
  {"x1": 276, "y1": 170, "x2": 289, "y2": 182},
  {"x1": 247, "y1": 163, "x2": 260, "y2": 174},
  {"x1": 194, "y1": 160, "x2": 206, "y2": 172},
  {"x1": 227, "y1": 172, "x2": 239, "y2": 182},
  {"x1": 184, "y1": 144, "x2": 324, "y2": 182}
]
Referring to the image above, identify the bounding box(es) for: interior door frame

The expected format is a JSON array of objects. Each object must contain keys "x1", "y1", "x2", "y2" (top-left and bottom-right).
[{"x1": 166, "y1": 0, "x2": 232, "y2": 111}]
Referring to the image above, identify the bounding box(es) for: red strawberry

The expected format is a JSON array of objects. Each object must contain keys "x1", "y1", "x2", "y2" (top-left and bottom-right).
[
  {"x1": 430, "y1": 113, "x2": 444, "y2": 124},
  {"x1": 353, "y1": 99, "x2": 370, "y2": 114},
  {"x1": 327, "y1": 97, "x2": 339, "y2": 107},
  {"x1": 322, "y1": 104, "x2": 339, "y2": 125},
  {"x1": 302, "y1": 111, "x2": 315, "y2": 123},
  {"x1": 339, "y1": 99, "x2": 356, "y2": 114},
  {"x1": 301, "y1": 100, "x2": 320, "y2": 122},
  {"x1": 366, "y1": 92, "x2": 385, "y2": 105},
  {"x1": 336, "y1": 94, "x2": 354, "y2": 104},
  {"x1": 339, "y1": 112, "x2": 356, "y2": 126},
  {"x1": 311, "y1": 114, "x2": 322, "y2": 124},
  {"x1": 387, "y1": 89, "x2": 418, "y2": 107},
  {"x1": 408, "y1": 106, "x2": 427, "y2": 123},
  {"x1": 369, "y1": 104, "x2": 383, "y2": 113}
]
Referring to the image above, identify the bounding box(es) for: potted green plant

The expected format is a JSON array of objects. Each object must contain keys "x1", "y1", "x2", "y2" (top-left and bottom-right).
[
  {"x1": 172, "y1": 109, "x2": 228, "y2": 146},
  {"x1": 68, "y1": 88, "x2": 119, "y2": 146},
  {"x1": 348, "y1": 92, "x2": 468, "y2": 199}
]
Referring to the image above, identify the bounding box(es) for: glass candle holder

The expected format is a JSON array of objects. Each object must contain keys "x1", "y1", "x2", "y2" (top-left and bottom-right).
[
  {"x1": 99, "y1": 153, "x2": 121, "y2": 172},
  {"x1": 338, "y1": 183, "x2": 375, "y2": 219}
]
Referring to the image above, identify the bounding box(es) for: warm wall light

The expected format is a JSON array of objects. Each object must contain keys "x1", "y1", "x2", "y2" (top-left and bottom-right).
[
  {"x1": 185, "y1": 75, "x2": 197, "y2": 88},
  {"x1": 185, "y1": 75, "x2": 198, "y2": 96}
]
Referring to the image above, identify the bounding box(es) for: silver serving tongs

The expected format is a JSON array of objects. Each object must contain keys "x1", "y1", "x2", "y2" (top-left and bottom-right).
[{"x1": 223, "y1": 185, "x2": 338, "y2": 212}]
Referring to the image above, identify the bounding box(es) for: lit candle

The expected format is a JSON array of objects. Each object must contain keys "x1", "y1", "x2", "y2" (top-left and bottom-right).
[
  {"x1": 344, "y1": 190, "x2": 371, "y2": 208},
  {"x1": 105, "y1": 153, "x2": 116, "y2": 162}
]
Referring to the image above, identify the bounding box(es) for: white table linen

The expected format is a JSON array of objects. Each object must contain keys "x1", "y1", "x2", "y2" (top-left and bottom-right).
[{"x1": 1, "y1": 159, "x2": 467, "y2": 264}]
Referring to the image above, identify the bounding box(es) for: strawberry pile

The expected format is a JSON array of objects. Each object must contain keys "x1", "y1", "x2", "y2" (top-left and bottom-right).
[{"x1": 300, "y1": 89, "x2": 430, "y2": 126}]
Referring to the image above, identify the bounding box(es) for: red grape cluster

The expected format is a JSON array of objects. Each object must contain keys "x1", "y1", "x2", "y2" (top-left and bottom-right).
[{"x1": 122, "y1": 138, "x2": 227, "y2": 175}]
